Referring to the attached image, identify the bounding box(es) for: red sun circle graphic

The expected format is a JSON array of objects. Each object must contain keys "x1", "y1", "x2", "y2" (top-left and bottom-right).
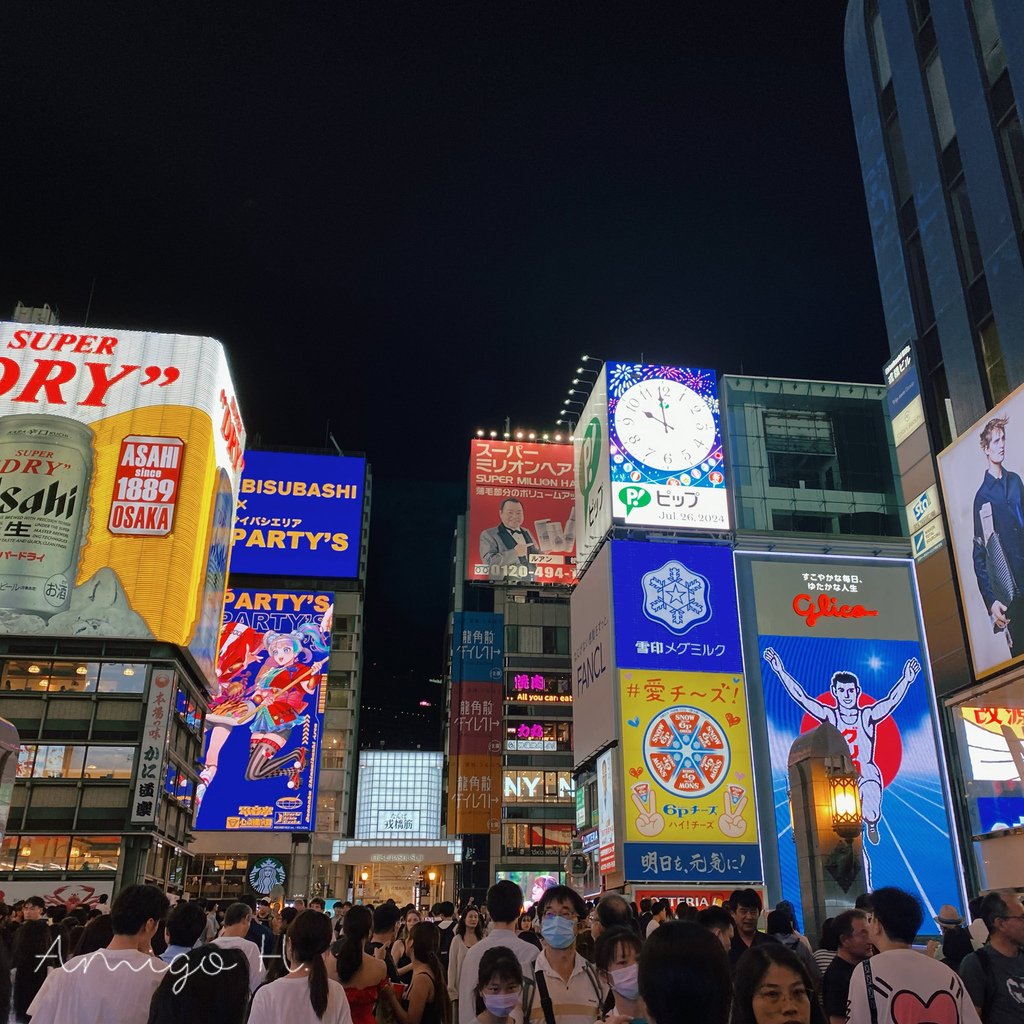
[{"x1": 799, "y1": 693, "x2": 902, "y2": 788}]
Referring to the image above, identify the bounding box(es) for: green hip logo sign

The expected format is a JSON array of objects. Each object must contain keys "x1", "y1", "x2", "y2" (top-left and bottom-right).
[{"x1": 619, "y1": 486, "x2": 651, "y2": 515}]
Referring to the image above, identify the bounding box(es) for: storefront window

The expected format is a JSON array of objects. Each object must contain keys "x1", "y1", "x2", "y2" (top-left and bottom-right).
[
  {"x1": 17, "y1": 835, "x2": 71, "y2": 871},
  {"x1": 0, "y1": 835, "x2": 17, "y2": 871},
  {"x1": 98, "y1": 664, "x2": 147, "y2": 694},
  {"x1": 29, "y1": 745, "x2": 87, "y2": 780},
  {"x1": 68, "y1": 835, "x2": 120, "y2": 872},
  {"x1": 950, "y1": 685, "x2": 1024, "y2": 837},
  {"x1": 83, "y1": 747, "x2": 136, "y2": 780},
  {"x1": 2, "y1": 660, "x2": 102, "y2": 693}
]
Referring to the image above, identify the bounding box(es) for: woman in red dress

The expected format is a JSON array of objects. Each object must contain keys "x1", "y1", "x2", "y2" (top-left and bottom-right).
[{"x1": 333, "y1": 905, "x2": 391, "y2": 1024}]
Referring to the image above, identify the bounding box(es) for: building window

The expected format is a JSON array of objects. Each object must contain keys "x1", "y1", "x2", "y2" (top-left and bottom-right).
[
  {"x1": 98, "y1": 664, "x2": 146, "y2": 694},
  {"x1": 772, "y1": 511, "x2": 834, "y2": 535},
  {"x1": 2, "y1": 660, "x2": 100, "y2": 694},
  {"x1": 870, "y1": 8, "x2": 892, "y2": 90},
  {"x1": 67, "y1": 835, "x2": 120, "y2": 872},
  {"x1": 979, "y1": 318, "x2": 1011, "y2": 404},
  {"x1": 542, "y1": 626, "x2": 569, "y2": 656},
  {"x1": 970, "y1": 0, "x2": 1008, "y2": 86},
  {"x1": 15, "y1": 834, "x2": 71, "y2": 871},
  {"x1": 950, "y1": 180, "x2": 984, "y2": 281},
  {"x1": 925, "y1": 57, "x2": 957, "y2": 152},
  {"x1": 998, "y1": 111, "x2": 1024, "y2": 230},
  {"x1": 763, "y1": 410, "x2": 840, "y2": 491}
]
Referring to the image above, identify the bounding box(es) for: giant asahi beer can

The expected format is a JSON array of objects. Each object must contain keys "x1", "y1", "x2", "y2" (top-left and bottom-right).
[{"x1": 0, "y1": 414, "x2": 94, "y2": 617}]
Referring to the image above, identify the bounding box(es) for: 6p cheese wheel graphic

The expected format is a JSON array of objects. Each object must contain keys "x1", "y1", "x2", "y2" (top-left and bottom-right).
[{"x1": 643, "y1": 705, "x2": 731, "y2": 798}]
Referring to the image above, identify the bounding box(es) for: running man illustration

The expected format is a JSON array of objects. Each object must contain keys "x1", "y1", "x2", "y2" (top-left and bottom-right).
[
  {"x1": 195, "y1": 606, "x2": 331, "y2": 815},
  {"x1": 762, "y1": 648, "x2": 921, "y2": 845}
]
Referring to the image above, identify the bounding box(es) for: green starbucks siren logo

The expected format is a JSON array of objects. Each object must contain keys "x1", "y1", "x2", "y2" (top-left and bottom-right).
[{"x1": 249, "y1": 856, "x2": 287, "y2": 895}]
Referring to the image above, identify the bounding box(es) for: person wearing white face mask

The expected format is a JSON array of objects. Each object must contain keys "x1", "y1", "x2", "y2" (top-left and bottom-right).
[
  {"x1": 594, "y1": 927, "x2": 646, "y2": 1024},
  {"x1": 470, "y1": 947, "x2": 529, "y2": 1024},
  {"x1": 529, "y1": 886, "x2": 604, "y2": 1024}
]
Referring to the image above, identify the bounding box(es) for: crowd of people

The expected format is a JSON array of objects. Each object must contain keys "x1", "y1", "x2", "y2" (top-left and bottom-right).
[{"x1": 0, "y1": 879, "x2": 1018, "y2": 1024}]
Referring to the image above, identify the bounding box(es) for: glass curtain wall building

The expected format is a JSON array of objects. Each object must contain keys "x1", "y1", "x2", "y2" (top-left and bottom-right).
[{"x1": 846, "y1": 0, "x2": 1024, "y2": 888}]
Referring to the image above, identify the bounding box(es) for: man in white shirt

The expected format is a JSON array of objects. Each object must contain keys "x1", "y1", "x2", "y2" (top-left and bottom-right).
[
  {"x1": 458, "y1": 881, "x2": 539, "y2": 1024},
  {"x1": 847, "y1": 887, "x2": 982, "y2": 1024},
  {"x1": 213, "y1": 901, "x2": 266, "y2": 993},
  {"x1": 528, "y1": 886, "x2": 603, "y2": 1024},
  {"x1": 28, "y1": 883, "x2": 170, "y2": 1024}
]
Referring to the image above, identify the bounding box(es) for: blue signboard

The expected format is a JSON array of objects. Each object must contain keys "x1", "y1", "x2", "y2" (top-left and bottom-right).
[
  {"x1": 451, "y1": 611, "x2": 504, "y2": 683},
  {"x1": 742, "y1": 555, "x2": 963, "y2": 929},
  {"x1": 231, "y1": 450, "x2": 365, "y2": 578},
  {"x1": 623, "y1": 841, "x2": 760, "y2": 884},
  {"x1": 194, "y1": 588, "x2": 332, "y2": 832},
  {"x1": 612, "y1": 540, "x2": 742, "y2": 673}
]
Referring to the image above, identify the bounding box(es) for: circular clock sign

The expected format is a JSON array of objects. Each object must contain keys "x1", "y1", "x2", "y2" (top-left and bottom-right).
[
  {"x1": 613, "y1": 378, "x2": 716, "y2": 471},
  {"x1": 643, "y1": 705, "x2": 731, "y2": 798}
]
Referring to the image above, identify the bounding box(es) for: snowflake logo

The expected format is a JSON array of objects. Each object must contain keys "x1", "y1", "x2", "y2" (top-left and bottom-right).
[{"x1": 640, "y1": 559, "x2": 712, "y2": 635}]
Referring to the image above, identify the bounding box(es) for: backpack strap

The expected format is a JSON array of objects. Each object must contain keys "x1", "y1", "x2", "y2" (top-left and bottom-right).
[
  {"x1": 521, "y1": 977, "x2": 536, "y2": 1021},
  {"x1": 863, "y1": 959, "x2": 879, "y2": 1024},
  {"x1": 534, "y1": 970, "x2": 557, "y2": 1024},
  {"x1": 581, "y1": 961, "x2": 605, "y2": 1014},
  {"x1": 975, "y1": 946, "x2": 995, "y2": 1022}
]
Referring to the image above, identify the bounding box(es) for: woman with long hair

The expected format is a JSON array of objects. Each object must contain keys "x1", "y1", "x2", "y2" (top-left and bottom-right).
[
  {"x1": 595, "y1": 926, "x2": 646, "y2": 1023},
  {"x1": 332, "y1": 905, "x2": 388, "y2": 1024},
  {"x1": 72, "y1": 914, "x2": 114, "y2": 956},
  {"x1": 514, "y1": 913, "x2": 541, "y2": 950},
  {"x1": 731, "y1": 944, "x2": 827, "y2": 1024},
  {"x1": 263, "y1": 905, "x2": 301, "y2": 983},
  {"x1": 382, "y1": 922, "x2": 451, "y2": 1024},
  {"x1": 391, "y1": 907, "x2": 421, "y2": 980},
  {"x1": 147, "y1": 944, "x2": 249, "y2": 1024},
  {"x1": 248, "y1": 909, "x2": 352, "y2": 1024},
  {"x1": 446, "y1": 907, "x2": 484, "y2": 1009}
]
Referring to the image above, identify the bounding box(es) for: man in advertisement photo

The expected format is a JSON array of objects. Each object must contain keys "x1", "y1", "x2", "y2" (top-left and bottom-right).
[
  {"x1": 763, "y1": 647, "x2": 921, "y2": 845},
  {"x1": 479, "y1": 498, "x2": 540, "y2": 581},
  {"x1": 972, "y1": 416, "x2": 1024, "y2": 660}
]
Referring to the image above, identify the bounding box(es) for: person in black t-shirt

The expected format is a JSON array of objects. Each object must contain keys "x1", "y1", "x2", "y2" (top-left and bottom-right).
[{"x1": 822, "y1": 909, "x2": 871, "y2": 1024}]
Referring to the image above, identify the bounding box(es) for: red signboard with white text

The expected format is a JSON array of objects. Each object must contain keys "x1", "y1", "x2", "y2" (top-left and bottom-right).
[{"x1": 467, "y1": 440, "x2": 576, "y2": 585}]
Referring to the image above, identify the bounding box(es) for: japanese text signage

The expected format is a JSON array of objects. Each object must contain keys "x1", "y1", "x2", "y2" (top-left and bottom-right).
[
  {"x1": 612, "y1": 540, "x2": 742, "y2": 674},
  {"x1": 451, "y1": 611, "x2": 504, "y2": 683},
  {"x1": 467, "y1": 439, "x2": 576, "y2": 585},
  {"x1": 194, "y1": 588, "x2": 331, "y2": 832},
  {"x1": 937, "y1": 380, "x2": 1024, "y2": 678},
  {"x1": 505, "y1": 672, "x2": 572, "y2": 704},
  {"x1": 0, "y1": 321, "x2": 245, "y2": 688},
  {"x1": 571, "y1": 542, "x2": 615, "y2": 762},
  {"x1": 574, "y1": 364, "x2": 612, "y2": 571},
  {"x1": 883, "y1": 345, "x2": 925, "y2": 447},
  {"x1": 738, "y1": 554, "x2": 963, "y2": 925},
  {"x1": 597, "y1": 749, "x2": 617, "y2": 873},
  {"x1": 607, "y1": 362, "x2": 729, "y2": 530},
  {"x1": 131, "y1": 668, "x2": 174, "y2": 824},
  {"x1": 231, "y1": 450, "x2": 365, "y2": 579}
]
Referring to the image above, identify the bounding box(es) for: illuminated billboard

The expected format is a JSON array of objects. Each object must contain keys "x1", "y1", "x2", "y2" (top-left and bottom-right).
[
  {"x1": 0, "y1": 321, "x2": 244, "y2": 686},
  {"x1": 230, "y1": 450, "x2": 365, "y2": 579},
  {"x1": 614, "y1": 539, "x2": 758, "y2": 884},
  {"x1": 736, "y1": 554, "x2": 964, "y2": 923},
  {"x1": 607, "y1": 362, "x2": 728, "y2": 530},
  {"x1": 937, "y1": 381, "x2": 1024, "y2": 678},
  {"x1": 505, "y1": 672, "x2": 572, "y2": 704},
  {"x1": 193, "y1": 588, "x2": 331, "y2": 831},
  {"x1": 574, "y1": 365, "x2": 611, "y2": 569},
  {"x1": 355, "y1": 751, "x2": 444, "y2": 840},
  {"x1": 466, "y1": 440, "x2": 576, "y2": 585},
  {"x1": 494, "y1": 869, "x2": 566, "y2": 911}
]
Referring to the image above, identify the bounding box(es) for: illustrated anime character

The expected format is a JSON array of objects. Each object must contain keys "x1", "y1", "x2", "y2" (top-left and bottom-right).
[
  {"x1": 762, "y1": 647, "x2": 921, "y2": 845},
  {"x1": 195, "y1": 607, "x2": 330, "y2": 814}
]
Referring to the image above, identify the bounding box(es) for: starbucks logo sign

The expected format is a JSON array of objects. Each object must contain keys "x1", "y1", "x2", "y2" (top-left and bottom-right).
[{"x1": 248, "y1": 857, "x2": 286, "y2": 895}]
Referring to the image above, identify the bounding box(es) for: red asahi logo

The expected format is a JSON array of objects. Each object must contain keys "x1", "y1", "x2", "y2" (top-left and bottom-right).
[{"x1": 792, "y1": 593, "x2": 879, "y2": 628}]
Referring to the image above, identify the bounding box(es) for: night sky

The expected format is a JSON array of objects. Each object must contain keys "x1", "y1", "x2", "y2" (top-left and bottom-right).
[{"x1": 2, "y1": 3, "x2": 885, "y2": 745}]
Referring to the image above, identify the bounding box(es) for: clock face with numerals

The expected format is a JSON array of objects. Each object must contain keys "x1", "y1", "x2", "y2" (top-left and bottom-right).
[{"x1": 612, "y1": 378, "x2": 716, "y2": 471}]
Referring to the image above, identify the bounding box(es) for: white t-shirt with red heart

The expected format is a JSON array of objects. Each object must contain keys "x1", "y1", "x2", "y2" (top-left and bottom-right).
[{"x1": 847, "y1": 949, "x2": 982, "y2": 1024}]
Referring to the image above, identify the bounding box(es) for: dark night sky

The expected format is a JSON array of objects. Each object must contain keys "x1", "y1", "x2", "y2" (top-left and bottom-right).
[{"x1": 1, "y1": 3, "x2": 885, "y2": 743}]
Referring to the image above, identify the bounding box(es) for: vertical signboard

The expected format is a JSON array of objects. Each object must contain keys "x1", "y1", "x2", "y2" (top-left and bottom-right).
[
  {"x1": 937, "y1": 381, "x2": 1024, "y2": 678},
  {"x1": 607, "y1": 362, "x2": 729, "y2": 530},
  {"x1": 466, "y1": 440, "x2": 576, "y2": 585},
  {"x1": 194, "y1": 589, "x2": 331, "y2": 831},
  {"x1": 448, "y1": 611, "x2": 503, "y2": 835},
  {"x1": 738, "y1": 554, "x2": 963, "y2": 921},
  {"x1": 574, "y1": 365, "x2": 611, "y2": 570},
  {"x1": 131, "y1": 668, "x2": 174, "y2": 825},
  {"x1": 596, "y1": 749, "x2": 616, "y2": 873},
  {"x1": 612, "y1": 540, "x2": 758, "y2": 883},
  {"x1": 0, "y1": 321, "x2": 245, "y2": 687},
  {"x1": 571, "y1": 543, "x2": 614, "y2": 764},
  {"x1": 883, "y1": 345, "x2": 925, "y2": 447}
]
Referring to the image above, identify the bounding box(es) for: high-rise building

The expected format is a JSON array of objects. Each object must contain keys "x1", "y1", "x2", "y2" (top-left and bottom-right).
[{"x1": 846, "y1": 0, "x2": 1024, "y2": 888}]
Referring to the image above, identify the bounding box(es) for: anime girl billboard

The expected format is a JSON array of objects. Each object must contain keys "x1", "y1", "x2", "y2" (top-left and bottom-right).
[{"x1": 194, "y1": 589, "x2": 332, "y2": 832}]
